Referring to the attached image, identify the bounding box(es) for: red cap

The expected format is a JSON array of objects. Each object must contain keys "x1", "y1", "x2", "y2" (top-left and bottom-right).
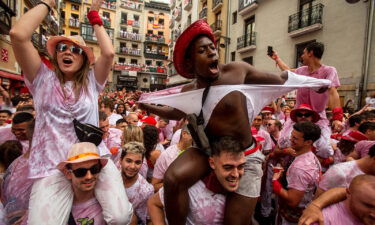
[
  {"x1": 141, "y1": 116, "x2": 157, "y2": 126},
  {"x1": 261, "y1": 106, "x2": 275, "y2": 114},
  {"x1": 341, "y1": 130, "x2": 368, "y2": 143},
  {"x1": 290, "y1": 104, "x2": 320, "y2": 123},
  {"x1": 173, "y1": 19, "x2": 216, "y2": 79}
]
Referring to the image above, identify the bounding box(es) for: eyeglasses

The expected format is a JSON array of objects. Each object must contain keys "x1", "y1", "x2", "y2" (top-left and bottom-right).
[
  {"x1": 56, "y1": 43, "x2": 83, "y2": 55},
  {"x1": 70, "y1": 163, "x2": 102, "y2": 178},
  {"x1": 296, "y1": 112, "x2": 313, "y2": 118}
]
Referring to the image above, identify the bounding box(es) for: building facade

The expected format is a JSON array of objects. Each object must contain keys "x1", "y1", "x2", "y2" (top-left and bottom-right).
[{"x1": 227, "y1": 0, "x2": 374, "y2": 109}]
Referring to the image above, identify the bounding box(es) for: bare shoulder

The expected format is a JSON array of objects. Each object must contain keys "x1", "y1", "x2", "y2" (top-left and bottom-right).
[{"x1": 181, "y1": 82, "x2": 196, "y2": 92}]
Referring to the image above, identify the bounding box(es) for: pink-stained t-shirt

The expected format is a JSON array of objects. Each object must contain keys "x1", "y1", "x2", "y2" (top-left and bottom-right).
[
  {"x1": 287, "y1": 151, "x2": 321, "y2": 208},
  {"x1": 24, "y1": 63, "x2": 109, "y2": 179},
  {"x1": 319, "y1": 160, "x2": 364, "y2": 191},
  {"x1": 159, "y1": 180, "x2": 225, "y2": 225},
  {"x1": 108, "y1": 113, "x2": 123, "y2": 126},
  {"x1": 170, "y1": 129, "x2": 181, "y2": 146},
  {"x1": 278, "y1": 120, "x2": 333, "y2": 158},
  {"x1": 355, "y1": 140, "x2": 375, "y2": 159},
  {"x1": 312, "y1": 201, "x2": 364, "y2": 225},
  {"x1": 2, "y1": 154, "x2": 33, "y2": 217},
  {"x1": 0, "y1": 202, "x2": 6, "y2": 225},
  {"x1": 0, "y1": 127, "x2": 29, "y2": 154},
  {"x1": 295, "y1": 65, "x2": 340, "y2": 127},
  {"x1": 257, "y1": 130, "x2": 273, "y2": 151},
  {"x1": 153, "y1": 144, "x2": 181, "y2": 180},
  {"x1": 71, "y1": 198, "x2": 105, "y2": 225},
  {"x1": 104, "y1": 128, "x2": 123, "y2": 150},
  {"x1": 125, "y1": 174, "x2": 154, "y2": 224}
]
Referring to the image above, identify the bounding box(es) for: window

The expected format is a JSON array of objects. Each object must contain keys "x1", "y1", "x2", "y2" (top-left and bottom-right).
[
  {"x1": 232, "y1": 11, "x2": 237, "y2": 24},
  {"x1": 295, "y1": 40, "x2": 316, "y2": 67},
  {"x1": 158, "y1": 31, "x2": 164, "y2": 36},
  {"x1": 244, "y1": 16, "x2": 255, "y2": 47},
  {"x1": 215, "y1": 12, "x2": 221, "y2": 22},
  {"x1": 71, "y1": 4, "x2": 79, "y2": 11},
  {"x1": 242, "y1": 56, "x2": 253, "y2": 65},
  {"x1": 120, "y1": 42, "x2": 126, "y2": 48},
  {"x1": 156, "y1": 61, "x2": 163, "y2": 66},
  {"x1": 147, "y1": 30, "x2": 153, "y2": 35},
  {"x1": 103, "y1": 12, "x2": 110, "y2": 20},
  {"x1": 159, "y1": 19, "x2": 164, "y2": 25},
  {"x1": 131, "y1": 59, "x2": 138, "y2": 64},
  {"x1": 146, "y1": 60, "x2": 152, "y2": 66},
  {"x1": 134, "y1": 15, "x2": 140, "y2": 21},
  {"x1": 148, "y1": 17, "x2": 154, "y2": 23},
  {"x1": 121, "y1": 13, "x2": 127, "y2": 23},
  {"x1": 71, "y1": 13, "x2": 79, "y2": 19},
  {"x1": 299, "y1": 0, "x2": 318, "y2": 28},
  {"x1": 70, "y1": 31, "x2": 78, "y2": 36},
  {"x1": 133, "y1": 29, "x2": 139, "y2": 34},
  {"x1": 231, "y1": 52, "x2": 236, "y2": 61},
  {"x1": 119, "y1": 58, "x2": 125, "y2": 63},
  {"x1": 132, "y1": 44, "x2": 138, "y2": 49}
]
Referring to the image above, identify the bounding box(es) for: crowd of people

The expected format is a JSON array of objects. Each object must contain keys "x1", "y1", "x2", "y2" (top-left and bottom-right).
[{"x1": 0, "y1": 1, "x2": 375, "y2": 225}]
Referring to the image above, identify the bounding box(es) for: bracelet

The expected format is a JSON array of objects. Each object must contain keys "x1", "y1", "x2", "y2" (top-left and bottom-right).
[{"x1": 37, "y1": 1, "x2": 51, "y2": 13}]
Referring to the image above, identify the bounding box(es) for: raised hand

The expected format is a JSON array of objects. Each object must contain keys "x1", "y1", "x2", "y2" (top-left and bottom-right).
[{"x1": 90, "y1": 0, "x2": 104, "y2": 11}]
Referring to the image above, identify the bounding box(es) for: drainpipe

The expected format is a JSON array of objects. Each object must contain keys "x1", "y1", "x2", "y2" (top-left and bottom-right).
[
  {"x1": 225, "y1": 0, "x2": 231, "y2": 63},
  {"x1": 358, "y1": 0, "x2": 374, "y2": 109}
]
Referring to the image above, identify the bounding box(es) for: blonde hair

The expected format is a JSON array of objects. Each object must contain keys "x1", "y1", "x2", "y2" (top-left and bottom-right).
[
  {"x1": 122, "y1": 125, "x2": 143, "y2": 147},
  {"x1": 52, "y1": 45, "x2": 91, "y2": 94},
  {"x1": 121, "y1": 141, "x2": 145, "y2": 159}
]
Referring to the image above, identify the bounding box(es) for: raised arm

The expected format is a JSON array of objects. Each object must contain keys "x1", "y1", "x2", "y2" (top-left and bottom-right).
[
  {"x1": 243, "y1": 62, "x2": 289, "y2": 85},
  {"x1": 269, "y1": 51, "x2": 295, "y2": 72},
  {"x1": 9, "y1": 1, "x2": 55, "y2": 82},
  {"x1": 91, "y1": 0, "x2": 115, "y2": 85},
  {"x1": 138, "y1": 103, "x2": 186, "y2": 121}
]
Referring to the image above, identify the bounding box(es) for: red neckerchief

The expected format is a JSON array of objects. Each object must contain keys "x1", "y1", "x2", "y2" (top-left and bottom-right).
[{"x1": 202, "y1": 171, "x2": 228, "y2": 195}]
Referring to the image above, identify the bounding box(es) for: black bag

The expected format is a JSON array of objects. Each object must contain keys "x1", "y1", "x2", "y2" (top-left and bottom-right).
[{"x1": 73, "y1": 119, "x2": 103, "y2": 146}]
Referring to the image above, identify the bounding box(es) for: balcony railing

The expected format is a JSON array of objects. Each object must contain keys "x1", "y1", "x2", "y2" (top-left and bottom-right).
[
  {"x1": 101, "y1": 1, "x2": 116, "y2": 10},
  {"x1": 145, "y1": 35, "x2": 166, "y2": 44},
  {"x1": 184, "y1": 0, "x2": 192, "y2": 11},
  {"x1": 288, "y1": 4, "x2": 324, "y2": 33},
  {"x1": 81, "y1": 23, "x2": 114, "y2": 42},
  {"x1": 120, "y1": 0, "x2": 142, "y2": 11},
  {"x1": 210, "y1": 20, "x2": 222, "y2": 33},
  {"x1": 212, "y1": 0, "x2": 223, "y2": 11},
  {"x1": 237, "y1": 32, "x2": 256, "y2": 50},
  {"x1": 199, "y1": 8, "x2": 207, "y2": 19},
  {"x1": 117, "y1": 47, "x2": 142, "y2": 56},
  {"x1": 118, "y1": 31, "x2": 142, "y2": 41},
  {"x1": 238, "y1": 0, "x2": 257, "y2": 15},
  {"x1": 69, "y1": 18, "x2": 80, "y2": 28},
  {"x1": 144, "y1": 49, "x2": 168, "y2": 60}
]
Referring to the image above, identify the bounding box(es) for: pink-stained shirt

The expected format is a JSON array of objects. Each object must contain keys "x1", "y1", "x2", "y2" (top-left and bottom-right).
[
  {"x1": 295, "y1": 65, "x2": 340, "y2": 127},
  {"x1": 153, "y1": 144, "x2": 181, "y2": 180},
  {"x1": 1, "y1": 154, "x2": 33, "y2": 217},
  {"x1": 71, "y1": 198, "x2": 105, "y2": 225},
  {"x1": 278, "y1": 120, "x2": 333, "y2": 158},
  {"x1": 170, "y1": 129, "x2": 181, "y2": 146},
  {"x1": 287, "y1": 151, "x2": 321, "y2": 208},
  {"x1": 319, "y1": 160, "x2": 364, "y2": 191},
  {"x1": 355, "y1": 140, "x2": 375, "y2": 159},
  {"x1": 25, "y1": 63, "x2": 109, "y2": 179},
  {"x1": 312, "y1": 201, "x2": 364, "y2": 225},
  {"x1": 159, "y1": 180, "x2": 225, "y2": 225},
  {"x1": 108, "y1": 113, "x2": 123, "y2": 126},
  {"x1": 104, "y1": 128, "x2": 123, "y2": 150},
  {"x1": 257, "y1": 130, "x2": 273, "y2": 151},
  {"x1": 125, "y1": 174, "x2": 154, "y2": 224},
  {"x1": 0, "y1": 202, "x2": 6, "y2": 225},
  {"x1": 0, "y1": 127, "x2": 29, "y2": 154}
]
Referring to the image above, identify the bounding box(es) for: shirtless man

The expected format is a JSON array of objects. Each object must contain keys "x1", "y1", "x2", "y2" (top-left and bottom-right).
[{"x1": 139, "y1": 19, "x2": 328, "y2": 225}]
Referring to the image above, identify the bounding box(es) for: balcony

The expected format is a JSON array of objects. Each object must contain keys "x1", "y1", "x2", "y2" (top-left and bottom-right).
[
  {"x1": 169, "y1": 18, "x2": 175, "y2": 29},
  {"x1": 103, "y1": 18, "x2": 111, "y2": 28},
  {"x1": 144, "y1": 2, "x2": 170, "y2": 11},
  {"x1": 210, "y1": 20, "x2": 222, "y2": 37},
  {"x1": 117, "y1": 47, "x2": 142, "y2": 57},
  {"x1": 117, "y1": 31, "x2": 142, "y2": 42},
  {"x1": 114, "y1": 63, "x2": 167, "y2": 74},
  {"x1": 66, "y1": 0, "x2": 81, "y2": 3},
  {"x1": 212, "y1": 0, "x2": 222, "y2": 13},
  {"x1": 288, "y1": 4, "x2": 324, "y2": 38},
  {"x1": 145, "y1": 35, "x2": 166, "y2": 45},
  {"x1": 120, "y1": 0, "x2": 142, "y2": 12},
  {"x1": 184, "y1": 0, "x2": 192, "y2": 11},
  {"x1": 101, "y1": 1, "x2": 116, "y2": 10},
  {"x1": 31, "y1": 32, "x2": 47, "y2": 53},
  {"x1": 144, "y1": 48, "x2": 168, "y2": 60},
  {"x1": 238, "y1": 0, "x2": 258, "y2": 16},
  {"x1": 175, "y1": 9, "x2": 182, "y2": 21},
  {"x1": 69, "y1": 18, "x2": 80, "y2": 28},
  {"x1": 81, "y1": 23, "x2": 114, "y2": 42},
  {"x1": 199, "y1": 8, "x2": 207, "y2": 20},
  {"x1": 237, "y1": 32, "x2": 256, "y2": 53},
  {"x1": 0, "y1": 0, "x2": 16, "y2": 34}
]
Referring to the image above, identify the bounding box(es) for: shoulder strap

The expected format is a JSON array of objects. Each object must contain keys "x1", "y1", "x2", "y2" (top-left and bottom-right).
[
  {"x1": 68, "y1": 212, "x2": 77, "y2": 225},
  {"x1": 197, "y1": 85, "x2": 211, "y2": 125}
]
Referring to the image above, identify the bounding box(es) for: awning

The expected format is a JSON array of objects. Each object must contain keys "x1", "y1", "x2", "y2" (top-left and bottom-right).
[{"x1": 0, "y1": 70, "x2": 24, "y2": 81}]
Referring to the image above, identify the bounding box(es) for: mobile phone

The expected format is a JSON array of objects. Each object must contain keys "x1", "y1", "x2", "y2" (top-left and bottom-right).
[{"x1": 267, "y1": 46, "x2": 273, "y2": 57}]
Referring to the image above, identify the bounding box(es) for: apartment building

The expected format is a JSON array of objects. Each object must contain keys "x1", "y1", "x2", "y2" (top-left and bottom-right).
[
  {"x1": 167, "y1": 0, "x2": 199, "y2": 87},
  {"x1": 227, "y1": 0, "x2": 374, "y2": 108}
]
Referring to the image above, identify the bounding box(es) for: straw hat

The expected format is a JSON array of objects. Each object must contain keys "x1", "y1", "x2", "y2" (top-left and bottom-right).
[
  {"x1": 46, "y1": 35, "x2": 95, "y2": 65},
  {"x1": 57, "y1": 142, "x2": 108, "y2": 171},
  {"x1": 173, "y1": 19, "x2": 216, "y2": 79}
]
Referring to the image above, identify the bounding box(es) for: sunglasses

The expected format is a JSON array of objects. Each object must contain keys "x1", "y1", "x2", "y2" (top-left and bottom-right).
[
  {"x1": 56, "y1": 43, "x2": 83, "y2": 55},
  {"x1": 70, "y1": 163, "x2": 102, "y2": 178},
  {"x1": 296, "y1": 112, "x2": 312, "y2": 118}
]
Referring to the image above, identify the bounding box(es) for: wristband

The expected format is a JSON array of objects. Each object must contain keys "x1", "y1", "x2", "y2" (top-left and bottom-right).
[
  {"x1": 37, "y1": 1, "x2": 51, "y2": 13},
  {"x1": 87, "y1": 10, "x2": 103, "y2": 26},
  {"x1": 332, "y1": 107, "x2": 343, "y2": 121},
  {"x1": 272, "y1": 180, "x2": 282, "y2": 194}
]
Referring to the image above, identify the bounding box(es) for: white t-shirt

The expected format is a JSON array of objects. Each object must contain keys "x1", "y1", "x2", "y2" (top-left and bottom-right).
[
  {"x1": 108, "y1": 113, "x2": 123, "y2": 126},
  {"x1": 159, "y1": 180, "x2": 225, "y2": 225}
]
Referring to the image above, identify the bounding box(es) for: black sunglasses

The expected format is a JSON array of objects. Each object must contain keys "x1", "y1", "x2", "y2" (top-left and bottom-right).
[
  {"x1": 71, "y1": 163, "x2": 102, "y2": 178},
  {"x1": 296, "y1": 112, "x2": 313, "y2": 118},
  {"x1": 56, "y1": 43, "x2": 83, "y2": 55}
]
